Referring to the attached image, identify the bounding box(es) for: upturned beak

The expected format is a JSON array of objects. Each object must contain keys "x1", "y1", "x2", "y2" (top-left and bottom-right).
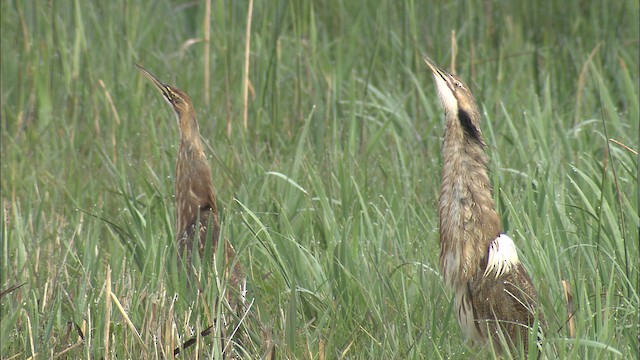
[
  {"x1": 136, "y1": 64, "x2": 172, "y2": 103},
  {"x1": 423, "y1": 56, "x2": 452, "y2": 87}
]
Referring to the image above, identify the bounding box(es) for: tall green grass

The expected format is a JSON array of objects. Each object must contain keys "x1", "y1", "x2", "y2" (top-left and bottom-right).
[{"x1": 1, "y1": 0, "x2": 638, "y2": 358}]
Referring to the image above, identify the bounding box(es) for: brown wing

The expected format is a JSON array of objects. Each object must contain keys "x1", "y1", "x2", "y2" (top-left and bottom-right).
[
  {"x1": 175, "y1": 143, "x2": 220, "y2": 260},
  {"x1": 471, "y1": 263, "x2": 545, "y2": 354},
  {"x1": 177, "y1": 205, "x2": 220, "y2": 262}
]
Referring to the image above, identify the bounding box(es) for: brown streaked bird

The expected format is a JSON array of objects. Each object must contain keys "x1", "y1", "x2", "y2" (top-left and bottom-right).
[
  {"x1": 424, "y1": 56, "x2": 545, "y2": 355},
  {"x1": 135, "y1": 65, "x2": 244, "y2": 297},
  {"x1": 136, "y1": 65, "x2": 250, "y2": 358},
  {"x1": 136, "y1": 64, "x2": 220, "y2": 263}
]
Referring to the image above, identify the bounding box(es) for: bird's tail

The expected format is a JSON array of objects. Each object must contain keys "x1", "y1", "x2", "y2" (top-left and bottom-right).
[{"x1": 483, "y1": 233, "x2": 520, "y2": 278}]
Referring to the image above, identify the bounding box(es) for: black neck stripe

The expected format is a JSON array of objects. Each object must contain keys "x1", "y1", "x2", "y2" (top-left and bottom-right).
[{"x1": 458, "y1": 108, "x2": 481, "y2": 142}]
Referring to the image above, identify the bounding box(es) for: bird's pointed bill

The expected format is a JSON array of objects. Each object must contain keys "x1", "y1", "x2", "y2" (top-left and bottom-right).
[
  {"x1": 423, "y1": 57, "x2": 458, "y2": 114},
  {"x1": 136, "y1": 64, "x2": 175, "y2": 107},
  {"x1": 135, "y1": 64, "x2": 165, "y2": 90}
]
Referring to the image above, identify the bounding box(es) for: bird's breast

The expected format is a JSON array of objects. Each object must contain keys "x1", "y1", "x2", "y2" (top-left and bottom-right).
[{"x1": 438, "y1": 155, "x2": 501, "y2": 288}]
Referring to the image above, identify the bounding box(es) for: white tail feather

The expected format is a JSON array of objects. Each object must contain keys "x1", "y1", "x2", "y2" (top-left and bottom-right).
[{"x1": 483, "y1": 234, "x2": 520, "y2": 278}]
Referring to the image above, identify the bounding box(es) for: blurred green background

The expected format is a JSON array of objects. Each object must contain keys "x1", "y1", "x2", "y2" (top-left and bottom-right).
[{"x1": 1, "y1": 1, "x2": 638, "y2": 358}]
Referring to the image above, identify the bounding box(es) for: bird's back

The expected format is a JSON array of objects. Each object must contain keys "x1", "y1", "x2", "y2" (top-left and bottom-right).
[{"x1": 472, "y1": 261, "x2": 545, "y2": 353}]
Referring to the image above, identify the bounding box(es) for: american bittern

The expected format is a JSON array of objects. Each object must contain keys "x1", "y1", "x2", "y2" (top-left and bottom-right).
[
  {"x1": 136, "y1": 65, "x2": 249, "y2": 356},
  {"x1": 136, "y1": 64, "x2": 220, "y2": 263},
  {"x1": 136, "y1": 64, "x2": 240, "y2": 279},
  {"x1": 424, "y1": 57, "x2": 544, "y2": 354}
]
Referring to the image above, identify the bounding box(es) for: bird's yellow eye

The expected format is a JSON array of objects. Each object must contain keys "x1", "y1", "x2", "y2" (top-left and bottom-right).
[
  {"x1": 454, "y1": 81, "x2": 463, "y2": 88},
  {"x1": 164, "y1": 87, "x2": 184, "y2": 105}
]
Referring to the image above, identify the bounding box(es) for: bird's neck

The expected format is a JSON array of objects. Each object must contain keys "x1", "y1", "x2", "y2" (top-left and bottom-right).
[
  {"x1": 175, "y1": 131, "x2": 215, "y2": 236},
  {"x1": 438, "y1": 118, "x2": 502, "y2": 287},
  {"x1": 179, "y1": 114, "x2": 202, "y2": 146},
  {"x1": 175, "y1": 114, "x2": 212, "y2": 205},
  {"x1": 179, "y1": 132, "x2": 204, "y2": 155},
  {"x1": 440, "y1": 134, "x2": 496, "y2": 211},
  {"x1": 176, "y1": 117, "x2": 209, "y2": 183}
]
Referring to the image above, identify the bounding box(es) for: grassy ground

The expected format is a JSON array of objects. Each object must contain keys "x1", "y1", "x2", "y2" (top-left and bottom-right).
[{"x1": 1, "y1": 0, "x2": 638, "y2": 358}]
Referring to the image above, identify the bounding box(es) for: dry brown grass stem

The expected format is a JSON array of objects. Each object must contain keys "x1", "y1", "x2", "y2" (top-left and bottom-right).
[{"x1": 242, "y1": 0, "x2": 254, "y2": 131}]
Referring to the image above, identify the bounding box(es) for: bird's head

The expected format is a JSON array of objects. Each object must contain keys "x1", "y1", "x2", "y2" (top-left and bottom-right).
[
  {"x1": 424, "y1": 56, "x2": 483, "y2": 142},
  {"x1": 136, "y1": 64, "x2": 197, "y2": 137}
]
